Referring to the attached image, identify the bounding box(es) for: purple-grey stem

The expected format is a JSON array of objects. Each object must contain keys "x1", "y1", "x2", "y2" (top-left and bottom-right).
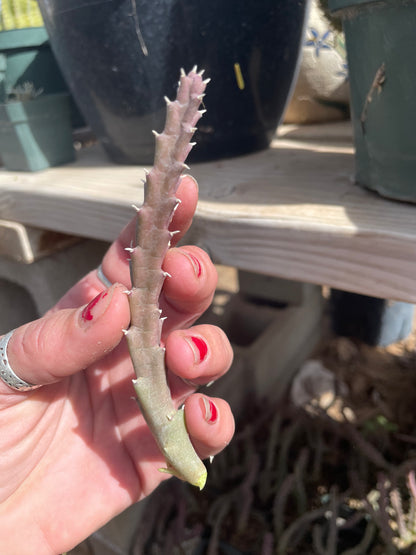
[{"x1": 125, "y1": 68, "x2": 208, "y2": 489}]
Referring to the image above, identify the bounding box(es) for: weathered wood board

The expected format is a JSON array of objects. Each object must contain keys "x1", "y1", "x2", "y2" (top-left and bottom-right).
[{"x1": 0, "y1": 122, "x2": 415, "y2": 302}]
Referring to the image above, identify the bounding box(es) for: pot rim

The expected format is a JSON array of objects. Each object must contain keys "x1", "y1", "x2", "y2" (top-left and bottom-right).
[
  {"x1": 329, "y1": 0, "x2": 413, "y2": 13},
  {"x1": 0, "y1": 27, "x2": 48, "y2": 51}
]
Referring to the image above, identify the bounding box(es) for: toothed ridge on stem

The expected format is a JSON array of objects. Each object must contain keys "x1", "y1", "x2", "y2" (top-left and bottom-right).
[{"x1": 126, "y1": 69, "x2": 208, "y2": 489}]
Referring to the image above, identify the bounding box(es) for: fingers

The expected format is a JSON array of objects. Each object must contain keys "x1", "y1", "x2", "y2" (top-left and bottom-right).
[
  {"x1": 53, "y1": 174, "x2": 216, "y2": 338},
  {"x1": 0, "y1": 284, "x2": 130, "y2": 394},
  {"x1": 167, "y1": 323, "x2": 235, "y2": 460},
  {"x1": 53, "y1": 174, "x2": 205, "y2": 322},
  {"x1": 59, "y1": 244, "x2": 217, "y2": 342},
  {"x1": 185, "y1": 394, "x2": 235, "y2": 460}
]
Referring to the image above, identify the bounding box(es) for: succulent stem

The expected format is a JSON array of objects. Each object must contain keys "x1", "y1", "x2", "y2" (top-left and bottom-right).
[{"x1": 125, "y1": 69, "x2": 208, "y2": 489}]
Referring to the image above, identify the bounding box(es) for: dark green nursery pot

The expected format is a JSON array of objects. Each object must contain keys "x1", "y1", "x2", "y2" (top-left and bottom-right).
[{"x1": 330, "y1": 0, "x2": 416, "y2": 203}]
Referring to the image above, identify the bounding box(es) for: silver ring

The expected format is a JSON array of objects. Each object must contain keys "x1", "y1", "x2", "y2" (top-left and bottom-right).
[
  {"x1": 97, "y1": 264, "x2": 112, "y2": 288},
  {"x1": 0, "y1": 330, "x2": 39, "y2": 392}
]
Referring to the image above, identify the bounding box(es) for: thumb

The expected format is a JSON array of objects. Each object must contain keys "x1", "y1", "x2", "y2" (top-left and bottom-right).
[{"x1": 0, "y1": 284, "x2": 130, "y2": 393}]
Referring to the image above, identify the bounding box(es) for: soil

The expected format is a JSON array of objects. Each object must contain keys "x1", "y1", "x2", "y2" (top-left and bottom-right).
[{"x1": 314, "y1": 320, "x2": 416, "y2": 435}]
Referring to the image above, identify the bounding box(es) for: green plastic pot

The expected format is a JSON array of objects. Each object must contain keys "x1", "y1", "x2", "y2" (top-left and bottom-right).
[
  {"x1": 330, "y1": 0, "x2": 416, "y2": 203},
  {"x1": 0, "y1": 27, "x2": 68, "y2": 101},
  {"x1": 0, "y1": 27, "x2": 85, "y2": 127},
  {"x1": 0, "y1": 93, "x2": 75, "y2": 171}
]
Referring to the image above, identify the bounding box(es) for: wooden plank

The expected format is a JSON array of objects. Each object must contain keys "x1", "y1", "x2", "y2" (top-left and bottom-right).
[
  {"x1": 0, "y1": 220, "x2": 79, "y2": 263},
  {"x1": 0, "y1": 149, "x2": 144, "y2": 242},
  {"x1": 0, "y1": 122, "x2": 415, "y2": 302}
]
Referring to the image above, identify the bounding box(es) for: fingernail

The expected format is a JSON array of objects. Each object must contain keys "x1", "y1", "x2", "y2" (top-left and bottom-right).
[
  {"x1": 80, "y1": 289, "x2": 112, "y2": 326},
  {"x1": 200, "y1": 396, "x2": 218, "y2": 424},
  {"x1": 181, "y1": 250, "x2": 202, "y2": 278},
  {"x1": 185, "y1": 335, "x2": 208, "y2": 363}
]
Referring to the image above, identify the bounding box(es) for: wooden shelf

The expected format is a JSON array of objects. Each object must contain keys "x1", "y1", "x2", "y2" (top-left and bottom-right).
[{"x1": 0, "y1": 122, "x2": 415, "y2": 303}]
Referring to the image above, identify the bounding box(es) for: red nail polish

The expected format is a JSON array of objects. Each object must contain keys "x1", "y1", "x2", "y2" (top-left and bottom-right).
[
  {"x1": 190, "y1": 335, "x2": 208, "y2": 362},
  {"x1": 81, "y1": 290, "x2": 108, "y2": 322},
  {"x1": 188, "y1": 253, "x2": 202, "y2": 277},
  {"x1": 208, "y1": 400, "x2": 218, "y2": 423},
  {"x1": 200, "y1": 397, "x2": 218, "y2": 424},
  {"x1": 181, "y1": 251, "x2": 202, "y2": 277}
]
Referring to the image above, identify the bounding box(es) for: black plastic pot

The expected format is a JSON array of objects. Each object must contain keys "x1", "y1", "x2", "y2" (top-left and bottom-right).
[
  {"x1": 329, "y1": 290, "x2": 414, "y2": 347},
  {"x1": 38, "y1": 0, "x2": 308, "y2": 164}
]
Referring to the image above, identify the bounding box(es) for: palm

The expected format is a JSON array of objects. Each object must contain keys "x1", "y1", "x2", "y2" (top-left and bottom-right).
[{"x1": 0, "y1": 340, "x2": 180, "y2": 551}]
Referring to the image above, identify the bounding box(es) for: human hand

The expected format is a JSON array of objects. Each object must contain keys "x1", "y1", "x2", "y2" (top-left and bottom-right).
[{"x1": 0, "y1": 175, "x2": 234, "y2": 555}]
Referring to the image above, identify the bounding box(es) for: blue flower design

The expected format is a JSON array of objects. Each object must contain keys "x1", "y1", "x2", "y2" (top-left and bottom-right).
[
  {"x1": 337, "y1": 62, "x2": 349, "y2": 81},
  {"x1": 305, "y1": 28, "x2": 332, "y2": 57}
]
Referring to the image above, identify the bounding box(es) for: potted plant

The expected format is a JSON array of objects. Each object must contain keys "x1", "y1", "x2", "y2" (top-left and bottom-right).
[
  {"x1": 329, "y1": 0, "x2": 416, "y2": 203},
  {"x1": 284, "y1": 0, "x2": 350, "y2": 125},
  {"x1": 0, "y1": 82, "x2": 75, "y2": 171},
  {"x1": 0, "y1": 0, "x2": 68, "y2": 102},
  {"x1": 0, "y1": 0, "x2": 84, "y2": 127},
  {"x1": 37, "y1": 0, "x2": 309, "y2": 165}
]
